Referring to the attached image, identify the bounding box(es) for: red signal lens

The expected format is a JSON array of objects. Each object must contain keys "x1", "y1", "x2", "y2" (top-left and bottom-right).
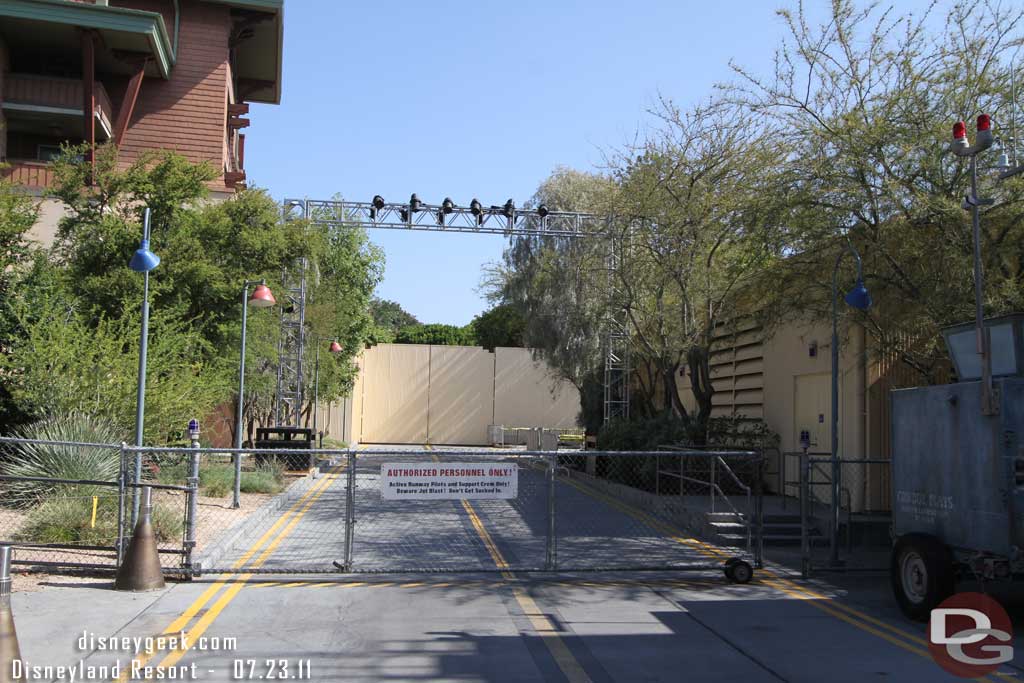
[
  {"x1": 977, "y1": 114, "x2": 991, "y2": 131},
  {"x1": 953, "y1": 121, "x2": 967, "y2": 139}
]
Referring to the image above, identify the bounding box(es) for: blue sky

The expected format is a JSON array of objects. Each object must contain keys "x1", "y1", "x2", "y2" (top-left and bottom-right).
[{"x1": 246, "y1": 0, "x2": 936, "y2": 326}]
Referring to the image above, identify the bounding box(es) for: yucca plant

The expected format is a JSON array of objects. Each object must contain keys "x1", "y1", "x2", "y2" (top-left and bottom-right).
[{"x1": 1, "y1": 412, "x2": 125, "y2": 508}]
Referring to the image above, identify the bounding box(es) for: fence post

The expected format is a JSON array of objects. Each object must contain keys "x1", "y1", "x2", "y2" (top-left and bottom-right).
[
  {"x1": 185, "y1": 442, "x2": 200, "y2": 574},
  {"x1": 755, "y1": 455, "x2": 764, "y2": 568},
  {"x1": 545, "y1": 453, "x2": 557, "y2": 571},
  {"x1": 116, "y1": 443, "x2": 127, "y2": 566},
  {"x1": 710, "y1": 454, "x2": 717, "y2": 513},
  {"x1": 800, "y1": 451, "x2": 810, "y2": 578},
  {"x1": 343, "y1": 451, "x2": 356, "y2": 571},
  {"x1": 0, "y1": 545, "x2": 22, "y2": 681}
]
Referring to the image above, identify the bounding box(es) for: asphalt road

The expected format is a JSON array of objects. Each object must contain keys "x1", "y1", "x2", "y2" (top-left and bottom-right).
[{"x1": 10, "y1": 445, "x2": 1024, "y2": 682}]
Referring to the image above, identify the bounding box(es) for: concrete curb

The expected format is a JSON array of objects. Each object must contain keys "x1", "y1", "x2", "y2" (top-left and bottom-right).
[{"x1": 193, "y1": 469, "x2": 322, "y2": 574}]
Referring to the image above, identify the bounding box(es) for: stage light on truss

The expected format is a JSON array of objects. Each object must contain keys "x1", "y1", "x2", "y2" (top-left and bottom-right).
[
  {"x1": 370, "y1": 195, "x2": 385, "y2": 220},
  {"x1": 537, "y1": 204, "x2": 549, "y2": 218},
  {"x1": 437, "y1": 197, "x2": 456, "y2": 225},
  {"x1": 502, "y1": 199, "x2": 515, "y2": 218},
  {"x1": 470, "y1": 198, "x2": 484, "y2": 225},
  {"x1": 410, "y1": 194, "x2": 422, "y2": 212}
]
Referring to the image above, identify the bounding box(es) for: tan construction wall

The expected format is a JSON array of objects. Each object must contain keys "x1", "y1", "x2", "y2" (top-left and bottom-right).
[
  {"x1": 331, "y1": 344, "x2": 581, "y2": 446},
  {"x1": 359, "y1": 344, "x2": 431, "y2": 444},
  {"x1": 493, "y1": 347, "x2": 580, "y2": 430}
]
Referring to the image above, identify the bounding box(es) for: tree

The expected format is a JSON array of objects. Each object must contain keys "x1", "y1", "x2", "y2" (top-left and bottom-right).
[
  {"x1": 2, "y1": 144, "x2": 384, "y2": 443},
  {"x1": 0, "y1": 179, "x2": 40, "y2": 427},
  {"x1": 471, "y1": 304, "x2": 525, "y2": 350},
  {"x1": 728, "y1": 0, "x2": 1024, "y2": 383},
  {"x1": 370, "y1": 298, "x2": 419, "y2": 333},
  {"x1": 489, "y1": 167, "x2": 617, "y2": 429},
  {"x1": 607, "y1": 98, "x2": 789, "y2": 431},
  {"x1": 394, "y1": 323, "x2": 476, "y2": 346}
]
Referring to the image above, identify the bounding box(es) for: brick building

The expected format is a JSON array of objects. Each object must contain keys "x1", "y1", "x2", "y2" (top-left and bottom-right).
[{"x1": 0, "y1": 0, "x2": 283, "y2": 243}]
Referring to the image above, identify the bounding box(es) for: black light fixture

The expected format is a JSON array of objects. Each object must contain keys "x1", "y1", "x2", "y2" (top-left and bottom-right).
[
  {"x1": 438, "y1": 197, "x2": 455, "y2": 225},
  {"x1": 537, "y1": 204, "x2": 549, "y2": 218},
  {"x1": 399, "y1": 208, "x2": 409, "y2": 222},
  {"x1": 370, "y1": 194, "x2": 385, "y2": 220},
  {"x1": 470, "y1": 198, "x2": 483, "y2": 225},
  {"x1": 410, "y1": 193, "x2": 422, "y2": 212},
  {"x1": 502, "y1": 199, "x2": 515, "y2": 218}
]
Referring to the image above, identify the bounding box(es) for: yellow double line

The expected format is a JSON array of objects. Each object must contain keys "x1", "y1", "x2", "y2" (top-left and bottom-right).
[
  {"x1": 558, "y1": 474, "x2": 1012, "y2": 682},
  {"x1": 428, "y1": 447, "x2": 593, "y2": 683},
  {"x1": 114, "y1": 463, "x2": 345, "y2": 680}
]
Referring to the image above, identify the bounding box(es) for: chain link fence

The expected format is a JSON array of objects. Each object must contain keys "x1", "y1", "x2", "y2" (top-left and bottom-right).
[
  {"x1": 783, "y1": 452, "x2": 893, "y2": 575},
  {"x1": 1, "y1": 437, "x2": 764, "y2": 577}
]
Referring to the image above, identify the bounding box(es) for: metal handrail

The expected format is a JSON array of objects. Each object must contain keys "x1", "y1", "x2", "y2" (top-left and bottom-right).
[{"x1": 676, "y1": 474, "x2": 751, "y2": 551}]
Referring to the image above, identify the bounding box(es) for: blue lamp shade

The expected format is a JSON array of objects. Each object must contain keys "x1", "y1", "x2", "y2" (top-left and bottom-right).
[
  {"x1": 844, "y1": 278, "x2": 872, "y2": 310},
  {"x1": 129, "y1": 239, "x2": 160, "y2": 273}
]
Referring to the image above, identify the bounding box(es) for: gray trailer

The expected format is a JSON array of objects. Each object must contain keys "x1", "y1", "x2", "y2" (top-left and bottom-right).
[{"x1": 890, "y1": 314, "x2": 1024, "y2": 620}]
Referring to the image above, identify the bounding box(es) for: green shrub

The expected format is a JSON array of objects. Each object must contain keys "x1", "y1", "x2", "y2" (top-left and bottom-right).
[
  {"x1": 16, "y1": 494, "x2": 181, "y2": 545},
  {"x1": 240, "y1": 461, "x2": 285, "y2": 494},
  {"x1": 1, "y1": 412, "x2": 124, "y2": 507},
  {"x1": 597, "y1": 415, "x2": 691, "y2": 452},
  {"x1": 157, "y1": 460, "x2": 286, "y2": 498}
]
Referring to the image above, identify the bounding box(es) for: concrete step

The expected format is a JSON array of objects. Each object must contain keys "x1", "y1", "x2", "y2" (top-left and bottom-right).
[{"x1": 705, "y1": 512, "x2": 746, "y2": 522}]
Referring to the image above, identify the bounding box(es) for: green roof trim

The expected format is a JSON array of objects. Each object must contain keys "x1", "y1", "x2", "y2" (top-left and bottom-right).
[
  {"x1": 1, "y1": 0, "x2": 174, "y2": 78},
  {"x1": 200, "y1": 0, "x2": 283, "y2": 11}
]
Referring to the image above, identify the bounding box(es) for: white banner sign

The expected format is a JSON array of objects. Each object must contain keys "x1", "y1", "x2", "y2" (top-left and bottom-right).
[{"x1": 380, "y1": 463, "x2": 518, "y2": 500}]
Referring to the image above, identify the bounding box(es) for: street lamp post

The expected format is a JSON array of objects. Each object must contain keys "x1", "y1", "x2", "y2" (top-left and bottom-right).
[
  {"x1": 128, "y1": 208, "x2": 160, "y2": 525},
  {"x1": 312, "y1": 339, "x2": 343, "y2": 447},
  {"x1": 830, "y1": 240, "x2": 872, "y2": 567},
  {"x1": 950, "y1": 115, "x2": 997, "y2": 415},
  {"x1": 233, "y1": 280, "x2": 276, "y2": 508}
]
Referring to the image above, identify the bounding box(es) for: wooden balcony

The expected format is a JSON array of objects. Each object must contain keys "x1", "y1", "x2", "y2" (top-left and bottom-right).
[
  {"x1": 2, "y1": 73, "x2": 113, "y2": 138},
  {"x1": 0, "y1": 160, "x2": 57, "y2": 188}
]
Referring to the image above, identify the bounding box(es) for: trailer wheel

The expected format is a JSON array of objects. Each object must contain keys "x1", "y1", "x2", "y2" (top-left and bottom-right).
[
  {"x1": 891, "y1": 534, "x2": 954, "y2": 621},
  {"x1": 728, "y1": 560, "x2": 753, "y2": 584}
]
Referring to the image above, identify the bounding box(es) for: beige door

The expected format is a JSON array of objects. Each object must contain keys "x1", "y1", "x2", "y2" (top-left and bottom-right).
[
  {"x1": 794, "y1": 372, "x2": 832, "y2": 452},
  {"x1": 792, "y1": 372, "x2": 837, "y2": 503}
]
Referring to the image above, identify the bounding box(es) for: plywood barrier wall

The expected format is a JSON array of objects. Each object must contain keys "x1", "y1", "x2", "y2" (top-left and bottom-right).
[
  {"x1": 428, "y1": 346, "x2": 495, "y2": 445},
  {"x1": 493, "y1": 347, "x2": 580, "y2": 430},
  {"x1": 359, "y1": 344, "x2": 431, "y2": 444},
  {"x1": 334, "y1": 344, "x2": 581, "y2": 445}
]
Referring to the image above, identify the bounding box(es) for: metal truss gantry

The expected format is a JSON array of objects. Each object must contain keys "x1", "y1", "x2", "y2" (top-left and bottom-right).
[{"x1": 279, "y1": 197, "x2": 631, "y2": 426}]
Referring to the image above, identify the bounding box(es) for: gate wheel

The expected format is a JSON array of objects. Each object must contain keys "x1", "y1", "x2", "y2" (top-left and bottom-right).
[
  {"x1": 724, "y1": 558, "x2": 753, "y2": 584},
  {"x1": 890, "y1": 533, "x2": 954, "y2": 621}
]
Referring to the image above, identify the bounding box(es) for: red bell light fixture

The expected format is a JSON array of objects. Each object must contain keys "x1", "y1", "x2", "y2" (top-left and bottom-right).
[
  {"x1": 329, "y1": 340, "x2": 343, "y2": 353},
  {"x1": 975, "y1": 113, "x2": 994, "y2": 150},
  {"x1": 953, "y1": 120, "x2": 967, "y2": 141},
  {"x1": 248, "y1": 284, "x2": 276, "y2": 308}
]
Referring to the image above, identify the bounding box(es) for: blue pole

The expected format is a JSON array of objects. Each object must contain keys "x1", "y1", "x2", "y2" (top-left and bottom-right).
[{"x1": 131, "y1": 210, "x2": 153, "y2": 526}]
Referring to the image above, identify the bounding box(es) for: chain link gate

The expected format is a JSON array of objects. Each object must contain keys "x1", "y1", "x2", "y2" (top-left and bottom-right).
[
  {"x1": 189, "y1": 447, "x2": 763, "y2": 577},
  {"x1": 0, "y1": 438, "x2": 764, "y2": 578}
]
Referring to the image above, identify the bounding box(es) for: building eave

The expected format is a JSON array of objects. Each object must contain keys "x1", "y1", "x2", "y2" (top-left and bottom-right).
[{"x1": 0, "y1": 0, "x2": 174, "y2": 78}]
